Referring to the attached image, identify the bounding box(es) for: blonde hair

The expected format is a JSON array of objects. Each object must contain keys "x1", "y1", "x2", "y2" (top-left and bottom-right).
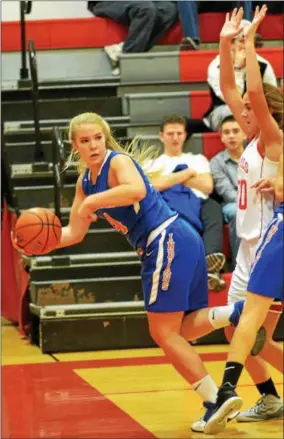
[
  {"x1": 263, "y1": 82, "x2": 284, "y2": 130},
  {"x1": 64, "y1": 112, "x2": 160, "y2": 177}
]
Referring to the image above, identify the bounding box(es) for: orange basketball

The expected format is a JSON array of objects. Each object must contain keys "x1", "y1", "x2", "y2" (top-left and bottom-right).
[{"x1": 15, "y1": 208, "x2": 62, "y2": 255}]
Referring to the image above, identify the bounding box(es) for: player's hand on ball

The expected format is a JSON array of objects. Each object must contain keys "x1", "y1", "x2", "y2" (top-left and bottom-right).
[{"x1": 10, "y1": 231, "x2": 33, "y2": 256}]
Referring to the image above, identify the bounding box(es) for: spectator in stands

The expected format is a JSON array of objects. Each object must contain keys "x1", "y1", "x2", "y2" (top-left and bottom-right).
[
  {"x1": 87, "y1": 1, "x2": 178, "y2": 75},
  {"x1": 185, "y1": 19, "x2": 277, "y2": 138},
  {"x1": 177, "y1": 2, "x2": 262, "y2": 52},
  {"x1": 210, "y1": 116, "x2": 245, "y2": 269},
  {"x1": 177, "y1": 1, "x2": 201, "y2": 51},
  {"x1": 145, "y1": 114, "x2": 226, "y2": 291}
]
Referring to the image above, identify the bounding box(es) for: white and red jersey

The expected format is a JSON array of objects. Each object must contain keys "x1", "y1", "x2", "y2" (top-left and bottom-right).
[{"x1": 237, "y1": 137, "x2": 279, "y2": 241}]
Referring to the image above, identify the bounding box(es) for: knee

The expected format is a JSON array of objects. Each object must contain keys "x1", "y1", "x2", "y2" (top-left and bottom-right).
[
  {"x1": 239, "y1": 312, "x2": 261, "y2": 335},
  {"x1": 165, "y1": 2, "x2": 178, "y2": 18},
  {"x1": 149, "y1": 325, "x2": 172, "y2": 348},
  {"x1": 134, "y1": 3, "x2": 156, "y2": 18}
]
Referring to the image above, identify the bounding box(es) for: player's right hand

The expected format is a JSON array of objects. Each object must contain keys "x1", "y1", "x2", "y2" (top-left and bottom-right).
[
  {"x1": 252, "y1": 177, "x2": 276, "y2": 196},
  {"x1": 10, "y1": 231, "x2": 33, "y2": 256}
]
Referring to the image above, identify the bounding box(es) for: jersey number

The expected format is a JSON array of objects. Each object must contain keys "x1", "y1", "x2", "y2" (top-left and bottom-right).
[{"x1": 238, "y1": 179, "x2": 247, "y2": 210}]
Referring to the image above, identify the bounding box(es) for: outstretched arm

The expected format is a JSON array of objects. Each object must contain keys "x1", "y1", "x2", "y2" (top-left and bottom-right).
[
  {"x1": 244, "y1": 5, "x2": 282, "y2": 159},
  {"x1": 219, "y1": 8, "x2": 250, "y2": 136}
]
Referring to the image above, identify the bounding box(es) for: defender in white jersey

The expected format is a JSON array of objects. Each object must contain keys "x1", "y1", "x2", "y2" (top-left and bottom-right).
[{"x1": 195, "y1": 7, "x2": 284, "y2": 433}]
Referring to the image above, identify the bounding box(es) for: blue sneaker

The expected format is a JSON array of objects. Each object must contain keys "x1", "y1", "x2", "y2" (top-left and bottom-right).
[
  {"x1": 204, "y1": 386, "x2": 243, "y2": 435},
  {"x1": 191, "y1": 401, "x2": 216, "y2": 432},
  {"x1": 229, "y1": 300, "x2": 245, "y2": 326}
]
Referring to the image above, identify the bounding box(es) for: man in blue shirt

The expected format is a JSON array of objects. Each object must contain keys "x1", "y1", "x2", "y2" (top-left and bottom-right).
[{"x1": 210, "y1": 116, "x2": 246, "y2": 268}]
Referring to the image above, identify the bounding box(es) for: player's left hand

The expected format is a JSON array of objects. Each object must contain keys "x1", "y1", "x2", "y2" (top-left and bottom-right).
[
  {"x1": 10, "y1": 231, "x2": 33, "y2": 256},
  {"x1": 77, "y1": 201, "x2": 98, "y2": 222},
  {"x1": 244, "y1": 4, "x2": 268, "y2": 40}
]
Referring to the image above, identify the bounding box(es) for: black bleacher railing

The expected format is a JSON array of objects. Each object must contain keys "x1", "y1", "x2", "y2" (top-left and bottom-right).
[
  {"x1": 19, "y1": 1, "x2": 32, "y2": 86},
  {"x1": 52, "y1": 126, "x2": 66, "y2": 222},
  {"x1": 28, "y1": 39, "x2": 45, "y2": 165}
]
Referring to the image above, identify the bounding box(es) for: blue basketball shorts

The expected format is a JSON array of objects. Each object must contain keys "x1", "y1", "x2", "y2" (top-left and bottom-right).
[
  {"x1": 248, "y1": 212, "x2": 284, "y2": 302},
  {"x1": 141, "y1": 217, "x2": 208, "y2": 313}
]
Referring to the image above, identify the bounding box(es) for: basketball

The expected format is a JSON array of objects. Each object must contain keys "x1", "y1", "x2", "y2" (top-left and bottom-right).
[{"x1": 15, "y1": 208, "x2": 62, "y2": 255}]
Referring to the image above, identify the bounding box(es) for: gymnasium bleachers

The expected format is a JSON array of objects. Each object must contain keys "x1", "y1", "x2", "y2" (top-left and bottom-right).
[{"x1": 2, "y1": 4, "x2": 283, "y2": 352}]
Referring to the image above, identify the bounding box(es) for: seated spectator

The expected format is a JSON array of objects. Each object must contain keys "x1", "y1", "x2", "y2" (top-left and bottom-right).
[
  {"x1": 88, "y1": 1, "x2": 178, "y2": 75},
  {"x1": 210, "y1": 116, "x2": 245, "y2": 269},
  {"x1": 185, "y1": 19, "x2": 276, "y2": 137},
  {"x1": 177, "y1": 1, "x2": 262, "y2": 52},
  {"x1": 177, "y1": 1, "x2": 201, "y2": 51},
  {"x1": 145, "y1": 114, "x2": 226, "y2": 291}
]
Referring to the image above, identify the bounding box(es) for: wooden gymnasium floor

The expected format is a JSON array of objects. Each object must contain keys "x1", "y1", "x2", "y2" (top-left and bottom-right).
[{"x1": 2, "y1": 317, "x2": 283, "y2": 439}]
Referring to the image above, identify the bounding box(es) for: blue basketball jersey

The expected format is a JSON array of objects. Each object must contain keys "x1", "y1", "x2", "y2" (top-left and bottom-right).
[{"x1": 82, "y1": 150, "x2": 177, "y2": 250}]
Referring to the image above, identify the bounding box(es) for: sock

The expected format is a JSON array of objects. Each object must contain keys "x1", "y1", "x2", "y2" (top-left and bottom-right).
[
  {"x1": 256, "y1": 378, "x2": 280, "y2": 398},
  {"x1": 192, "y1": 374, "x2": 218, "y2": 403},
  {"x1": 208, "y1": 304, "x2": 234, "y2": 329},
  {"x1": 221, "y1": 361, "x2": 244, "y2": 389}
]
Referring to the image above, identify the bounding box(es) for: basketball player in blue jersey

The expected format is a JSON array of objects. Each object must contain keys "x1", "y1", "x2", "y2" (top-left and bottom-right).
[
  {"x1": 203, "y1": 6, "x2": 284, "y2": 434},
  {"x1": 12, "y1": 111, "x2": 261, "y2": 430}
]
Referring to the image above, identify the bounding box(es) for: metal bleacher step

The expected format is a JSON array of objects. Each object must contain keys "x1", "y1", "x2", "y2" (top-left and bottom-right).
[
  {"x1": 29, "y1": 275, "x2": 143, "y2": 307},
  {"x1": 4, "y1": 116, "x2": 130, "y2": 141},
  {"x1": 29, "y1": 253, "x2": 141, "y2": 282},
  {"x1": 2, "y1": 96, "x2": 123, "y2": 123},
  {"x1": 123, "y1": 91, "x2": 192, "y2": 122},
  {"x1": 2, "y1": 77, "x2": 120, "y2": 101},
  {"x1": 29, "y1": 301, "x2": 154, "y2": 353}
]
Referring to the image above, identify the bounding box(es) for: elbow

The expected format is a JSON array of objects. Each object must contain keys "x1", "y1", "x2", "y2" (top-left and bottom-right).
[
  {"x1": 151, "y1": 182, "x2": 163, "y2": 192},
  {"x1": 67, "y1": 225, "x2": 87, "y2": 245},
  {"x1": 74, "y1": 233, "x2": 85, "y2": 244}
]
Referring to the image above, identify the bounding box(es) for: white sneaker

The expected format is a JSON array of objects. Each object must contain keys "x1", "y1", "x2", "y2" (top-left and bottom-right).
[
  {"x1": 191, "y1": 401, "x2": 216, "y2": 432},
  {"x1": 112, "y1": 67, "x2": 120, "y2": 76},
  {"x1": 104, "y1": 42, "x2": 123, "y2": 63},
  {"x1": 236, "y1": 394, "x2": 283, "y2": 422}
]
